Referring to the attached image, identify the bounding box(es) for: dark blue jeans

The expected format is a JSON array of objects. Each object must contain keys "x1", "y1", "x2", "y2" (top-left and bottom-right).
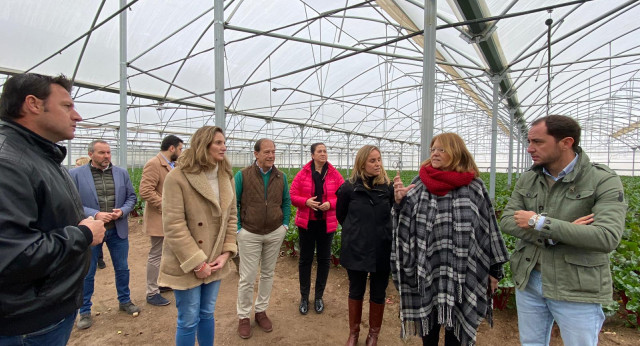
[
  {"x1": 0, "y1": 311, "x2": 76, "y2": 346},
  {"x1": 80, "y1": 228, "x2": 131, "y2": 314},
  {"x1": 96, "y1": 241, "x2": 104, "y2": 261},
  {"x1": 298, "y1": 220, "x2": 334, "y2": 300}
]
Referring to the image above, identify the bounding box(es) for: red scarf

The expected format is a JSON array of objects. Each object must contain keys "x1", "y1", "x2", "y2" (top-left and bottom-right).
[{"x1": 419, "y1": 164, "x2": 475, "y2": 196}]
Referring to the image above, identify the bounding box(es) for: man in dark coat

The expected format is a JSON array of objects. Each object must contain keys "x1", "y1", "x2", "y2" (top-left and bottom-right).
[{"x1": 0, "y1": 73, "x2": 105, "y2": 345}]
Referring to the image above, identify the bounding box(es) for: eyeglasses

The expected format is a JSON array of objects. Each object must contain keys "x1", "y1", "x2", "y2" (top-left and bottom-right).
[{"x1": 430, "y1": 148, "x2": 446, "y2": 154}]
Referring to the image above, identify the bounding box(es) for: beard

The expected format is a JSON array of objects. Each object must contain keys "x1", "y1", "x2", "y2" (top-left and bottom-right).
[
  {"x1": 170, "y1": 153, "x2": 179, "y2": 162},
  {"x1": 92, "y1": 159, "x2": 110, "y2": 169}
]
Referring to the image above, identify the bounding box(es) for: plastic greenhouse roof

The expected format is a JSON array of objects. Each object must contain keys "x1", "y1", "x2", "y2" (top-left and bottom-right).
[{"x1": 1, "y1": 0, "x2": 639, "y2": 173}]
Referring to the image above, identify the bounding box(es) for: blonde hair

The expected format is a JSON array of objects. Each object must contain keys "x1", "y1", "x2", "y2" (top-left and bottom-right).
[
  {"x1": 75, "y1": 156, "x2": 90, "y2": 167},
  {"x1": 349, "y1": 145, "x2": 390, "y2": 188},
  {"x1": 421, "y1": 133, "x2": 479, "y2": 177},
  {"x1": 178, "y1": 126, "x2": 232, "y2": 177}
]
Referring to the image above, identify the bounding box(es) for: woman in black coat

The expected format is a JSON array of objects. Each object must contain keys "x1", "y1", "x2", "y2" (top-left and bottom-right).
[{"x1": 336, "y1": 145, "x2": 394, "y2": 346}]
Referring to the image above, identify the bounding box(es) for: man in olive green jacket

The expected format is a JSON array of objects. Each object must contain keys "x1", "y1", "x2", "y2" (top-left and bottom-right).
[{"x1": 500, "y1": 115, "x2": 627, "y2": 346}]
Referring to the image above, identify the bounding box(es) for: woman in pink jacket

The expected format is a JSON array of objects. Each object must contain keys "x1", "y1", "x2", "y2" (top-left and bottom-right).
[{"x1": 290, "y1": 143, "x2": 344, "y2": 315}]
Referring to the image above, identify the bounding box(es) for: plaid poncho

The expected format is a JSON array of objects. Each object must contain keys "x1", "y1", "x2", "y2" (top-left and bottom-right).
[{"x1": 391, "y1": 176, "x2": 509, "y2": 345}]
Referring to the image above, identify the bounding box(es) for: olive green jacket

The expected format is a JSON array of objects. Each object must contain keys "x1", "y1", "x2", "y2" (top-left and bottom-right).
[{"x1": 500, "y1": 148, "x2": 627, "y2": 304}]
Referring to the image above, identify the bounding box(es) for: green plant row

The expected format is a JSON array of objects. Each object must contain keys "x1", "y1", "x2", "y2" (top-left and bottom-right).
[
  {"x1": 128, "y1": 166, "x2": 640, "y2": 327},
  {"x1": 610, "y1": 176, "x2": 640, "y2": 327}
]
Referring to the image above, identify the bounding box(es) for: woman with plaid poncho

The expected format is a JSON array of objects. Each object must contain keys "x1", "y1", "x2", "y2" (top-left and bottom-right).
[{"x1": 391, "y1": 133, "x2": 509, "y2": 346}]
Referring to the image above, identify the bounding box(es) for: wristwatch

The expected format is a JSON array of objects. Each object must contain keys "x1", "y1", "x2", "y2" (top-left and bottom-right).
[{"x1": 528, "y1": 214, "x2": 539, "y2": 227}]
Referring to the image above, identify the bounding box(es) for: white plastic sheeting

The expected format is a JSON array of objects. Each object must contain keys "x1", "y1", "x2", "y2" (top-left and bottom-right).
[{"x1": 1, "y1": 0, "x2": 639, "y2": 174}]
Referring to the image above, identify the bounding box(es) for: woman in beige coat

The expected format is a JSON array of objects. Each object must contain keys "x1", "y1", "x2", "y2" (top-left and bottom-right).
[{"x1": 159, "y1": 126, "x2": 237, "y2": 346}]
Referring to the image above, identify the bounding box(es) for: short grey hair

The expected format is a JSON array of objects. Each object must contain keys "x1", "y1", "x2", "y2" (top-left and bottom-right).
[{"x1": 88, "y1": 140, "x2": 109, "y2": 153}]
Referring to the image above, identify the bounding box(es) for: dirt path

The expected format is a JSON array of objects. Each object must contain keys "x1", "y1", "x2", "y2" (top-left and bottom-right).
[{"x1": 68, "y1": 218, "x2": 639, "y2": 345}]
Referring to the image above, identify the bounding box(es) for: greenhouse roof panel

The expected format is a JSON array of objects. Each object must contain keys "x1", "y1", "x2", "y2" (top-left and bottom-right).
[{"x1": 1, "y1": 0, "x2": 639, "y2": 173}]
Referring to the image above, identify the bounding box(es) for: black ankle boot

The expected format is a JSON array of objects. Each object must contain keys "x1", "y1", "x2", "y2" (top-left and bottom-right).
[{"x1": 299, "y1": 297, "x2": 309, "y2": 315}]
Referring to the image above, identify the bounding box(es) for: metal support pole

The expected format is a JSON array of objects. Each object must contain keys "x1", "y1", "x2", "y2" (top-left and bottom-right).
[
  {"x1": 214, "y1": 0, "x2": 225, "y2": 129},
  {"x1": 633, "y1": 147, "x2": 637, "y2": 177},
  {"x1": 399, "y1": 143, "x2": 403, "y2": 175},
  {"x1": 508, "y1": 109, "x2": 514, "y2": 187},
  {"x1": 300, "y1": 125, "x2": 304, "y2": 166},
  {"x1": 489, "y1": 77, "x2": 500, "y2": 202},
  {"x1": 118, "y1": 0, "x2": 127, "y2": 168},
  {"x1": 421, "y1": 0, "x2": 436, "y2": 161},
  {"x1": 346, "y1": 134, "x2": 351, "y2": 177},
  {"x1": 288, "y1": 144, "x2": 291, "y2": 172},
  {"x1": 516, "y1": 130, "x2": 521, "y2": 179}
]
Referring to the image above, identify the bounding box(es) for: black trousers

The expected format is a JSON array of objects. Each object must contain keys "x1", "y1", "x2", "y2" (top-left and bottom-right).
[
  {"x1": 298, "y1": 220, "x2": 334, "y2": 299},
  {"x1": 346, "y1": 268, "x2": 390, "y2": 304},
  {"x1": 422, "y1": 323, "x2": 462, "y2": 346}
]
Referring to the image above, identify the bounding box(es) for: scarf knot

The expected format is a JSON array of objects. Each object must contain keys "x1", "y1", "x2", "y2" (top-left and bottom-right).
[{"x1": 419, "y1": 164, "x2": 475, "y2": 196}]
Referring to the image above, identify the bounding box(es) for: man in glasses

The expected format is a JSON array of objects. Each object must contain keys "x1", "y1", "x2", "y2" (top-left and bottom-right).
[
  {"x1": 500, "y1": 114, "x2": 627, "y2": 346},
  {"x1": 0, "y1": 73, "x2": 105, "y2": 345}
]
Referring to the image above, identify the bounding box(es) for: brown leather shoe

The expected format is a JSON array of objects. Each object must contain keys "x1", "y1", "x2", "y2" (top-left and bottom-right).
[
  {"x1": 238, "y1": 318, "x2": 252, "y2": 339},
  {"x1": 255, "y1": 311, "x2": 273, "y2": 332}
]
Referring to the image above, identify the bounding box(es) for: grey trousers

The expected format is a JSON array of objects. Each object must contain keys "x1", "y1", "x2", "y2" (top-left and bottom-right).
[{"x1": 146, "y1": 236, "x2": 164, "y2": 296}]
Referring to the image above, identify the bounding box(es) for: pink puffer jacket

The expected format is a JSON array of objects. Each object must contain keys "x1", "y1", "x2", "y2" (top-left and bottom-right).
[{"x1": 290, "y1": 161, "x2": 344, "y2": 233}]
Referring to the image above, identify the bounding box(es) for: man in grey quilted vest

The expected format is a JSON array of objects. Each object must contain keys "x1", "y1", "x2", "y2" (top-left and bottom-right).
[{"x1": 69, "y1": 140, "x2": 139, "y2": 330}]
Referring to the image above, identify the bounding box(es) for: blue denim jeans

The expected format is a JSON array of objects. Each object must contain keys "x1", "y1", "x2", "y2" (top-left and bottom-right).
[
  {"x1": 0, "y1": 311, "x2": 76, "y2": 346},
  {"x1": 173, "y1": 280, "x2": 221, "y2": 346},
  {"x1": 80, "y1": 228, "x2": 131, "y2": 314},
  {"x1": 516, "y1": 270, "x2": 604, "y2": 346},
  {"x1": 96, "y1": 241, "x2": 104, "y2": 261}
]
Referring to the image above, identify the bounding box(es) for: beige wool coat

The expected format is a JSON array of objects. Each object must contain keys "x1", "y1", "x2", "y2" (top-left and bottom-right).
[
  {"x1": 140, "y1": 154, "x2": 171, "y2": 237},
  {"x1": 158, "y1": 165, "x2": 238, "y2": 290}
]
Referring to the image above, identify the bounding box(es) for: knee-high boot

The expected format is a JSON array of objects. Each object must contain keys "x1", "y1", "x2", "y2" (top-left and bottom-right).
[
  {"x1": 346, "y1": 299, "x2": 363, "y2": 346},
  {"x1": 365, "y1": 302, "x2": 385, "y2": 346}
]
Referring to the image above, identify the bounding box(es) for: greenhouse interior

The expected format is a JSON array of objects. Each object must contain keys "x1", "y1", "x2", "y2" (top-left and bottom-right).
[{"x1": 2, "y1": 0, "x2": 640, "y2": 177}]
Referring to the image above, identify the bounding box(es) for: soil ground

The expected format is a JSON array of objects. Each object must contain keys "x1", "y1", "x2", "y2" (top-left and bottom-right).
[{"x1": 68, "y1": 217, "x2": 640, "y2": 345}]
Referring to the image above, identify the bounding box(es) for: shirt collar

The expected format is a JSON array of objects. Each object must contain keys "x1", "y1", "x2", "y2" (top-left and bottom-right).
[
  {"x1": 255, "y1": 161, "x2": 272, "y2": 174},
  {"x1": 159, "y1": 153, "x2": 175, "y2": 169},
  {"x1": 543, "y1": 152, "x2": 579, "y2": 181}
]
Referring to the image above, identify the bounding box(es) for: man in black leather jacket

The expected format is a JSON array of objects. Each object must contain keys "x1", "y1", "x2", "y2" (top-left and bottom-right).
[{"x1": 0, "y1": 73, "x2": 105, "y2": 345}]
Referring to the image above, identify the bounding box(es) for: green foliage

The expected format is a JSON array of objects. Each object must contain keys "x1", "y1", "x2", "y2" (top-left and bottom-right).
[
  {"x1": 331, "y1": 227, "x2": 342, "y2": 266},
  {"x1": 498, "y1": 234, "x2": 518, "y2": 288},
  {"x1": 283, "y1": 206, "x2": 300, "y2": 257},
  {"x1": 609, "y1": 176, "x2": 640, "y2": 327},
  {"x1": 128, "y1": 167, "x2": 145, "y2": 216}
]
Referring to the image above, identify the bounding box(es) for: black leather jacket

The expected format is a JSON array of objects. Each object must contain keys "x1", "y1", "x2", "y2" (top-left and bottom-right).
[{"x1": 0, "y1": 120, "x2": 93, "y2": 335}]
